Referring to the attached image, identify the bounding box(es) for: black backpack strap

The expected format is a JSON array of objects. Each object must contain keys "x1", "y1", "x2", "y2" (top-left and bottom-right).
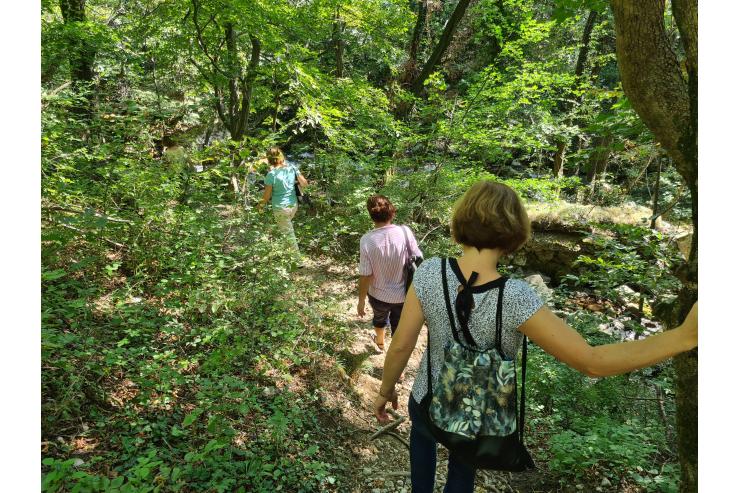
[
  {"x1": 496, "y1": 278, "x2": 527, "y2": 444},
  {"x1": 292, "y1": 166, "x2": 301, "y2": 195},
  {"x1": 441, "y1": 258, "x2": 464, "y2": 345},
  {"x1": 519, "y1": 334, "x2": 528, "y2": 444},
  {"x1": 495, "y1": 279, "x2": 526, "y2": 443},
  {"x1": 426, "y1": 316, "x2": 432, "y2": 395},
  {"x1": 495, "y1": 278, "x2": 506, "y2": 350}
]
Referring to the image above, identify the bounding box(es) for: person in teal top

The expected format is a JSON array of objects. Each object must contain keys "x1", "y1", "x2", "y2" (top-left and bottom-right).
[
  {"x1": 265, "y1": 163, "x2": 300, "y2": 208},
  {"x1": 259, "y1": 146, "x2": 309, "y2": 259}
]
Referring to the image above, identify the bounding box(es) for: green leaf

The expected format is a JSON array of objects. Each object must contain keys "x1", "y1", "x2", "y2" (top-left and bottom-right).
[
  {"x1": 305, "y1": 445, "x2": 319, "y2": 456},
  {"x1": 42, "y1": 269, "x2": 67, "y2": 281},
  {"x1": 182, "y1": 408, "x2": 204, "y2": 427}
]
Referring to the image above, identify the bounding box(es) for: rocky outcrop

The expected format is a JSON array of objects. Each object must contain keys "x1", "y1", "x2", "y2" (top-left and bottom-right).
[
  {"x1": 511, "y1": 230, "x2": 592, "y2": 281},
  {"x1": 505, "y1": 201, "x2": 685, "y2": 282},
  {"x1": 523, "y1": 274, "x2": 554, "y2": 303}
]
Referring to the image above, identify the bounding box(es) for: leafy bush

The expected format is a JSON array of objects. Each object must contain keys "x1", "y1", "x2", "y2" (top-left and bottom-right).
[
  {"x1": 563, "y1": 223, "x2": 682, "y2": 308},
  {"x1": 549, "y1": 416, "x2": 678, "y2": 492}
]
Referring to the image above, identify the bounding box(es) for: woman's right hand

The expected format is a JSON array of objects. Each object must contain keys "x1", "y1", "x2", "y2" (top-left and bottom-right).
[{"x1": 373, "y1": 389, "x2": 398, "y2": 424}]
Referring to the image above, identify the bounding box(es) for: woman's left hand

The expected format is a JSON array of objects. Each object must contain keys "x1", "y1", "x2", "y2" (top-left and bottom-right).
[{"x1": 373, "y1": 389, "x2": 398, "y2": 424}]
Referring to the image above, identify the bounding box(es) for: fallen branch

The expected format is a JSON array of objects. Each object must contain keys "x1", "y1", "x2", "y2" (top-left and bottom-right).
[
  {"x1": 370, "y1": 414, "x2": 405, "y2": 440},
  {"x1": 479, "y1": 470, "x2": 513, "y2": 492},
  {"x1": 383, "y1": 471, "x2": 411, "y2": 478},
  {"x1": 43, "y1": 205, "x2": 134, "y2": 224},
  {"x1": 57, "y1": 223, "x2": 126, "y2": 249},
  {"x1": 385, "y1": 431, "x2": 410, "y2": 450},
  {"x1": 42, "y1": 81, "x2": 72, "y2": 108}
]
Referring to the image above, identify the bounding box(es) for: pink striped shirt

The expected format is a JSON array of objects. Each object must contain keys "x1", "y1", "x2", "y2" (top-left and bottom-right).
[{"x1": 359, "y1": 224, "x2": 423, "y2": 304}]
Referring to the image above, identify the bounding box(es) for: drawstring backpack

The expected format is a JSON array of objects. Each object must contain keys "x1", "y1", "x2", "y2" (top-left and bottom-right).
[{"x1": 417, "y1": 258, "x2": 535, "y2": 471}]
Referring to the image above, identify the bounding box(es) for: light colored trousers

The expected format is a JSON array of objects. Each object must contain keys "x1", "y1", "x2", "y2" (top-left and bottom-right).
[{"x1": 272, "y1": 206, "x2": 300, "y2": 254}]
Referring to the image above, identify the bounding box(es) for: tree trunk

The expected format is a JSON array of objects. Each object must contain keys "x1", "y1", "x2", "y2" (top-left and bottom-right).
[
  {"x1": 587, "y1": 135, "x2": 612, "y2": 183},
  {"x1": 59, "y1": 0, "x2": 96, "y2": 115},
  {"x1": 575, "y1": 10, "x2": 598, "y2": 79},
  {"x1": 400, "y1": 0, "x2": 428, "y2": 87},
  {"x1": 332, "y1": 7, "x2": 345, "y2": 78},
  {"x1": 567, "y1": 10, "x2": 600, "y2": 161},
  {"x1": 191, "y1": 1, "x2": 261, "y2": 143},
  {"x1": 409, "y1": 0, "x2": 472, "y2": 97},
  {"x1": 609, "y1": 1, "x2": 697, "y2": 491},
  {"x1": 553, "y1": 141, "x2": 566, "y2": 178},
  {"x1": 610, "y1": 0, "x2": 695, "y2": 184}
]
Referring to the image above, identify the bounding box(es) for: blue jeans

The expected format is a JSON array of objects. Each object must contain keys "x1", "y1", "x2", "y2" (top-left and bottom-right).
[{"x1": 408, "y1": 395, "x2": 476, "y2": 493}]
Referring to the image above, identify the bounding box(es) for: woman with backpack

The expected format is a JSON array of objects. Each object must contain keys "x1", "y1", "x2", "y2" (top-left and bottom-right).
[
  {"x1": 258, "y1": 146, "x2": 309, "y2": 259},
  {"x1": 372, "y1": 180, "x2": 698, "y2": 492},
  {"x1": 358, "y1": 195, "x2": 423, "y2": 352}
]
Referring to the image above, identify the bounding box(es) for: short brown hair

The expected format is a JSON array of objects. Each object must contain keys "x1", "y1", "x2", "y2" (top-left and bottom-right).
[
  {"x1": 266, "y1": 146, "x2": 285, "y2": 165},
  {"x1": 450, "y1": 180, "x2": 530, "y2": 253},
  {"x1": 366, "y1": 195, "x2": 397, "y2": 223}
]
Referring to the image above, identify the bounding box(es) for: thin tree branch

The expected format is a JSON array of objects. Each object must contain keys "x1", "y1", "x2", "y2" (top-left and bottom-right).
[
  {"x1": 651, "y1": 184, "x2": 685, "y2": 221},
  {"x1": 54, "y1": 223, "x2": 126, "y2": 249},
  {"x1": 370, "y1": 415, "x2": 405, "y2": 440},
  {"x1": 191, "y1": 0, "x2": 230, "y2": 79},
  {"x1": 43, "y1": 205, "x2": 134, "y2": 224}
]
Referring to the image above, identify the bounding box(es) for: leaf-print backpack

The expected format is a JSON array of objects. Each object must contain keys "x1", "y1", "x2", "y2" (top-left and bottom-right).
[{"x1": 417, "y1": 258, "x2": 535, "y2": 471}]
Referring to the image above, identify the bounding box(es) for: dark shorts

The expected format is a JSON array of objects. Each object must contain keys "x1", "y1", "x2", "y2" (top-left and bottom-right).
[{"x1": 368, "y1": 294, "x2": 404, "y2": 334}]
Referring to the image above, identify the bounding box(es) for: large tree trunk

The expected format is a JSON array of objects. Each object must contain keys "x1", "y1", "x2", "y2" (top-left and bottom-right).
[
  {"x1": 409, "y1": 0, "x2": 472, "y2": 97},
  {"x1": 400, "y1": 0, "x2": 429, "y2": 87},
  {"x1": 609, "y1": 1, "x2": 697, "y2": 491}
]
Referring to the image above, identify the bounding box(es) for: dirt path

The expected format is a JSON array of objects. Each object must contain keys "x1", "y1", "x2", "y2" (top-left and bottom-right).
[{"x1": 293, "y1": 257, "x2": 544, "y2": 493}]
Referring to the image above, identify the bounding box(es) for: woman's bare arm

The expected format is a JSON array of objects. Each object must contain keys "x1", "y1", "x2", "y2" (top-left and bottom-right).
[
  {"x1": 518, "y1": 302, "x2": 697, "y2": 377},
  {"x1": 297, "y1": 173, "x2": 308, "y2": 188},
  {"x1": 379, "y1": 286, "x2": 425, "y2": 394},
  {"x1": 260, "y1": 185, "x2": 272, "y2": 207}
]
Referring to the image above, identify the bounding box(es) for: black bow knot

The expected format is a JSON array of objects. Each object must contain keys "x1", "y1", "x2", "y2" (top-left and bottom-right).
[{"x1": 455, "y1": 271, "x2": 478, "y2": 346}]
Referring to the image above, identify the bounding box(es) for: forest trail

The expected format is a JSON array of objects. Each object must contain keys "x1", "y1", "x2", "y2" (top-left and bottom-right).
[{"x1": 291, "y1": 256, "x2": 529, "y2": 493}]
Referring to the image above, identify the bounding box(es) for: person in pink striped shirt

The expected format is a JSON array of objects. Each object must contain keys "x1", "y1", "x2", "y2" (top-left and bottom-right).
[{"x1": 358, "y1": 195, "x2": 423, "y2": 351}]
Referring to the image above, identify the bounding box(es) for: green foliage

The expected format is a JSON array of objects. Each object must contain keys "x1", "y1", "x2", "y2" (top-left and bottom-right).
[
  {"x1": 527, "y1": 306, "x2": 678, "y2": 492},
  {"x1": 552, "y1": 0, "x2": 609, "y2": 23},
  {"x1": 563, "y1": 224, "x2": 683, "y2": 305},
  {"x1": 42, "y1": 0, "x2": 689, "y2": 491},
  {"x1": 549, "y1": 416, "x2": 679, "y2": 492}
]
